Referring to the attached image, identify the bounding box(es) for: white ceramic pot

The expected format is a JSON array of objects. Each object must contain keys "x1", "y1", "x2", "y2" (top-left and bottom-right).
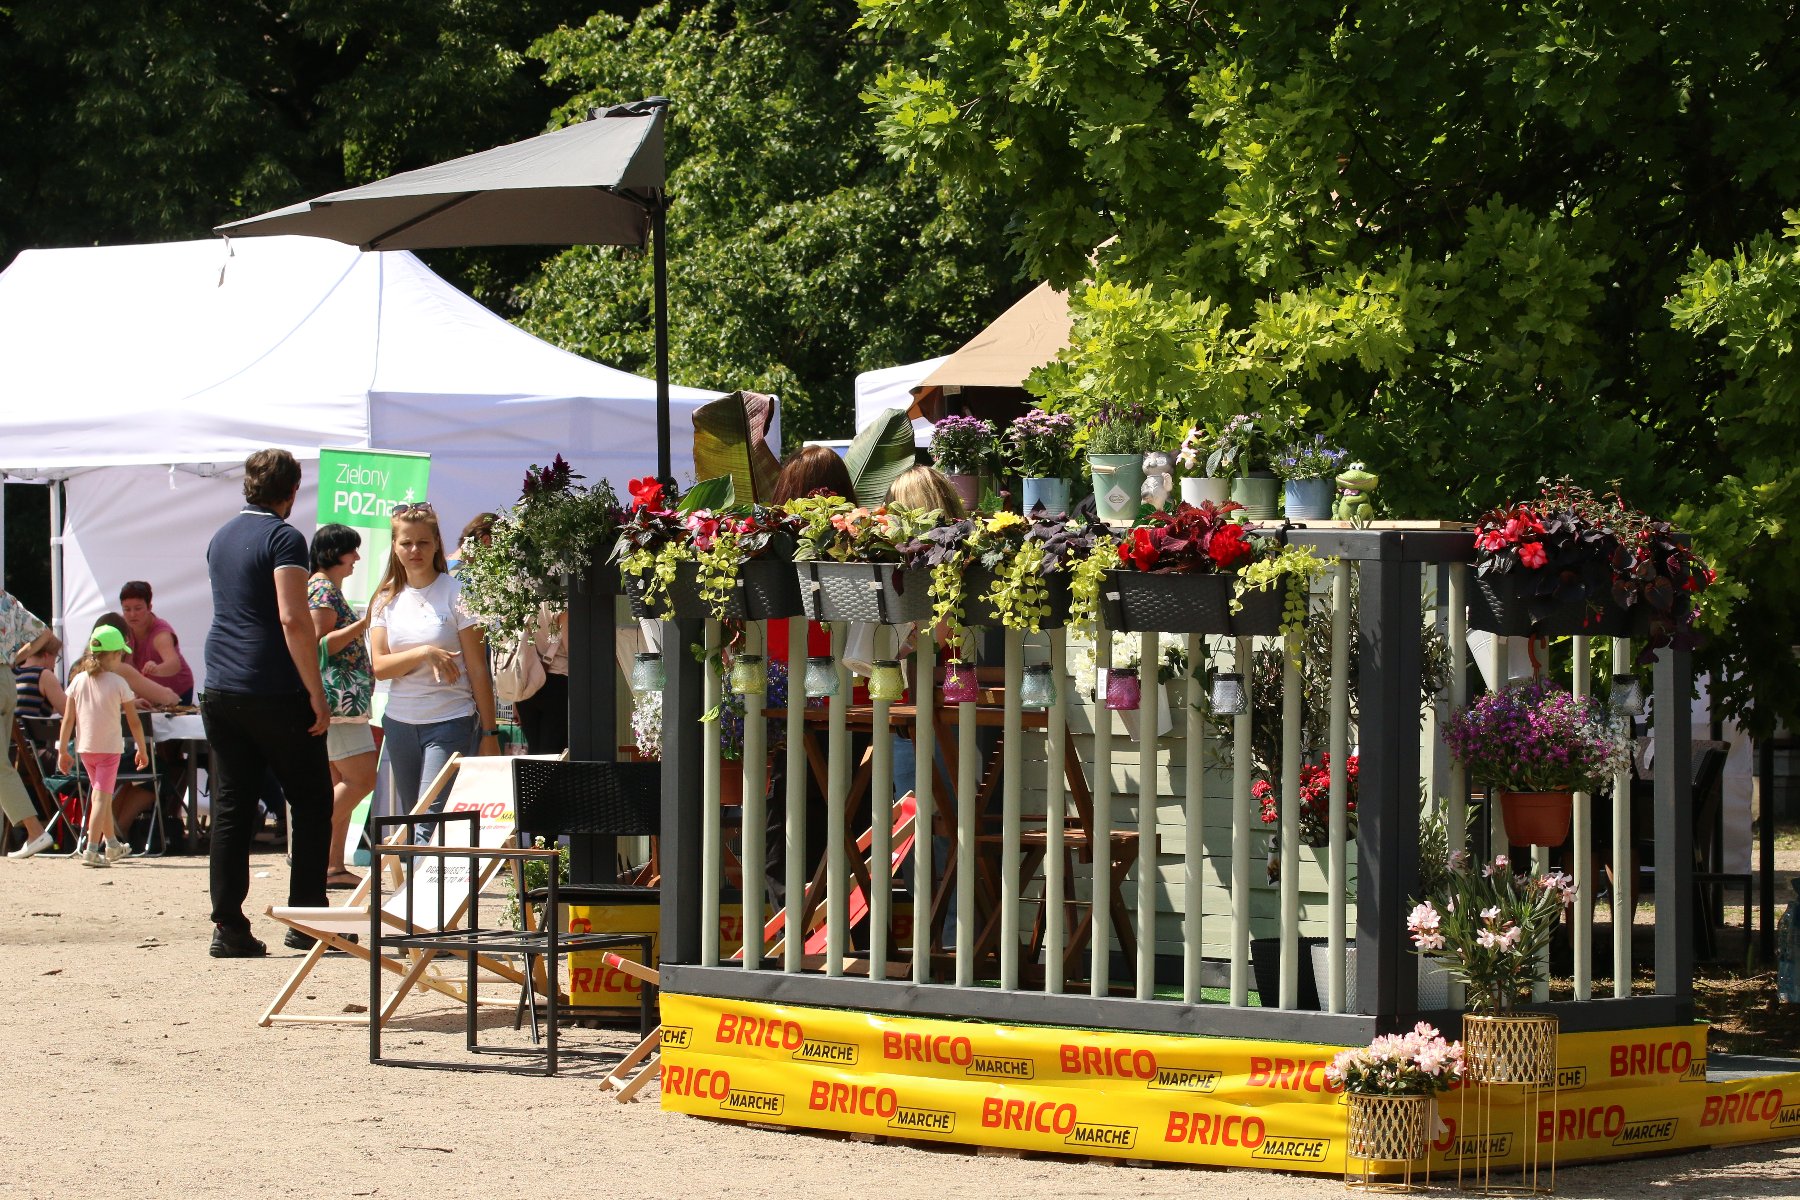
[{"x1": 1179, "y1": 476, "x2": 1231, "y2": 507}]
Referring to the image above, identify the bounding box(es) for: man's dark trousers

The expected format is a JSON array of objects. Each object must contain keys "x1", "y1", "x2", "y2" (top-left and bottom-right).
[{"x1": 202, "y1": 691, "x2": 332, "y2": 930}]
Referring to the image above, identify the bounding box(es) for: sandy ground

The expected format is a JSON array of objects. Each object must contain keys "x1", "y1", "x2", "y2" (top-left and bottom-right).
[{"x1": 4, "y1": 852, "x2": 1799, "y2": 1200}]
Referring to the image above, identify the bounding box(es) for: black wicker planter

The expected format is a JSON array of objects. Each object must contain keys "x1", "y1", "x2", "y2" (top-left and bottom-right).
[
  {"x1": 624, "y1": 560, "x2": 743, "y2": 621},
  {"x1": 1467, "y1": 568, "x2": 1634, "y2": 638},
  {"x1": 797, "y1": 561, "x2": 933, "y2": 624},
  {"x1": 739, "y1": 558, "x2": 805, "y2": 621},
  {"x1": 962, "y1": 565, "x2": 1074, "y2": 630},
  {"x1": 1099, "y1": 570, "x2": 1284, "y2": 635}
]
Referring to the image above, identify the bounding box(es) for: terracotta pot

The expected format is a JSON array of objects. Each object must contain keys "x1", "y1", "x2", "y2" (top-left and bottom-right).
[
  {"x1": 718, "y1": 759, "x2": 768, "y2": 808},
  {"x1": 1498, "y1": 790, "x2": 1573, "y2": 846}
]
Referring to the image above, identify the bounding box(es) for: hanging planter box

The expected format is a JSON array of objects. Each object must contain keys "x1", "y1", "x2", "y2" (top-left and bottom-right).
[
  {"x1": 739, "y1": 559, "x2": 805, "y2": 621},
  {"x1": 1099, "y1": 570, "x2": 1284, "y2": 635},
  {"x1": 796, "y1": 561, "x2": 932, "y2": 624},
  {"x1": 961, "y1": 565, "x2": 1074, "y2": 630},
  {"x1": 624, "y1": 559, "x2": 745, "y2": 622},
  {"x1": 1466, "y1": 568, "x2": 1632, "y2": 637}
]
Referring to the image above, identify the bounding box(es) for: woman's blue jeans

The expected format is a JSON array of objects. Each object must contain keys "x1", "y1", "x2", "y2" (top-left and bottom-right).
[{"x1": 380, "y1": 713, "x2": 480, "y2": 839}]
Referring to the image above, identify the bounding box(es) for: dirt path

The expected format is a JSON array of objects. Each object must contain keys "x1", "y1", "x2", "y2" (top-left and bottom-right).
[{"x1": 3, "y1": 854, "x2": 1797, "y2": 1200}]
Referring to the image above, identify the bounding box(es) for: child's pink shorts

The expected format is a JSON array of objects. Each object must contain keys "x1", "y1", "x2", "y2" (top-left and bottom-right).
[{"x1": 81, "y1": 752, "x2": 121, "y2": 794}]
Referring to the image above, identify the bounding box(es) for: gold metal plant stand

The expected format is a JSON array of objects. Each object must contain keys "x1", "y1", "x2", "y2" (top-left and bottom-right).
[
  {"x1": 1458, "y1": 1014, "x2": 1559, "y2": 1195},
  {"x1": 1345, "y1": 1092, "x2": 1432, "y2": 1193}
]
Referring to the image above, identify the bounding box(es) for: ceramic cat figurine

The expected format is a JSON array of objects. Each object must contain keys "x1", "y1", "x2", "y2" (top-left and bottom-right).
[{"x1": 1140, "y1": 449, "x2": 1175, "y2": 511}]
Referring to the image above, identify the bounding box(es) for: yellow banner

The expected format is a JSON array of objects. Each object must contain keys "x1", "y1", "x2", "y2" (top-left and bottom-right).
[
  {"x1": 659, "y1": 994, "x2": 1800, "y2": 1172},
  {"x1": 563, "y1": 905, "x2": 762, "y2": 1007}
]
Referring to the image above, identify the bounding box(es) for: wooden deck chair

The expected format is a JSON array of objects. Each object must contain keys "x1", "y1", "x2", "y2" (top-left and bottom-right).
[
  {"x1": 259, "y1": 752, "x2": 564, "y2": 1028},
  {"x1": 740, "y1": 791, "x2": 916, "y2": 974},
  {"x1": 597, "y1": 951, "x2": 663, "y2": 1102}
]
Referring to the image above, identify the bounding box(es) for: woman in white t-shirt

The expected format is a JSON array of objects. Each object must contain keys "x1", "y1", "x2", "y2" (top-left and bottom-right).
[{"x1": 368, "y1": 503, "x2": 500, "y2": 822}]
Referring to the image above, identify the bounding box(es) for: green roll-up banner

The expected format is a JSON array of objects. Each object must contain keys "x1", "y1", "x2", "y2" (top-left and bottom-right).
[{"x1": 316, "y1": 446, "x2": 432, "y2": 610}]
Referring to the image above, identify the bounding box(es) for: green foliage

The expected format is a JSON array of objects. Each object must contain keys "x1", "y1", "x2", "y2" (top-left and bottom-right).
[
  {"x1": 0, "y1": 0, "x2": 591, "y2": 292},
  {"x1": 861, "y1": 0, "x2": 1800, "y2": 730},
  {"x1": 513, "y1": 0, "x2": 1020, "y2": 448}
]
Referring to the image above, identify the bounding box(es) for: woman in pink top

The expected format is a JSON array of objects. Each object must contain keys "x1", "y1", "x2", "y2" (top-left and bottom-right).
[{"x1": 120, "y1": 580, "x2": 195, "y2": 703}]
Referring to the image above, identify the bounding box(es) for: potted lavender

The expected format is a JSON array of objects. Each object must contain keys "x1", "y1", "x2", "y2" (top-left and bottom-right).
[
  {"x1": 1005, "y1": 409, "x2": 1079, "y2": 514},
  {"x1": 928, "y1": 414, "x2": 995, "y2": 511}
]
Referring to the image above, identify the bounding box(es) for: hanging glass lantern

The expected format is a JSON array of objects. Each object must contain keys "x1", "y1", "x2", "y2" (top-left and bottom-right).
[
  {"x1": 630, "y1": 652, "x2": 665, "y2": 694},
  {"x1": 942, "y1": 660, "x2": 978, "y2": 705},
  {"x1": 1210, "y1": 671, "x2": 1247, "y2": 716},
  {"x1": 1020, "y1": 662, "x2": 1057, "y2": 710},
  {"x1": 804, "y1": 654, "x2": 840, "y2": 699},
  {"x1": 729, "y1": 653, "x2": 766, "y2": 697},
  {"x1": 1105, "y1": 666, "x2": 1141, "y2": 711},
  {"x1": 1609, "y1": 672, "x2": 1646, "y2": 719},
  {"x1": 869, "y1": 659, "x2": 906, "y2": 703}
]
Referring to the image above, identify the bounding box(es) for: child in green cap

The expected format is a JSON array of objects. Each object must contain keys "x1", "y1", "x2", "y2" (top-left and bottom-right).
[{"x1": 58, "y1": 625, "x2": 149, "y2": 867}]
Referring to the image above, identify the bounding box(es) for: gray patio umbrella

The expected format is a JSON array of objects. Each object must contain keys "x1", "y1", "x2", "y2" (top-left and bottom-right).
[{"x1": 215, "y1": 98, "x2": 679, "y2": 481}]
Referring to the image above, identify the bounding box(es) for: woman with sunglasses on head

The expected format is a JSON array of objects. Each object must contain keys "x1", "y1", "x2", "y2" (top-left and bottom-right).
[{"x1": 367, "y1": 502, "x2": 500, "y2": 825}]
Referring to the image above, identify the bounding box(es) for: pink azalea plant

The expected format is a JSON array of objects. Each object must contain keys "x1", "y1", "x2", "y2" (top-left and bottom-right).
[{"x1": 1326, "y1": 1022, "x2": 1465, "y2": 1096}]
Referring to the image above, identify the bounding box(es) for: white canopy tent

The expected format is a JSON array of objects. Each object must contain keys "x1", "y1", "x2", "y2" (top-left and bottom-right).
[
  {"x1": 853, "y1": 356, "x2": 947, "y2": 445},
  {"x1": 0, "y1": 235, "x2": 729, "y2": 686}
]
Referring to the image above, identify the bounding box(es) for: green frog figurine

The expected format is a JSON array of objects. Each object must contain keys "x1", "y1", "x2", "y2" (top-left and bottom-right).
[{"x1": 1333, "y1": 466, "x2": 1379, "y2": 526}]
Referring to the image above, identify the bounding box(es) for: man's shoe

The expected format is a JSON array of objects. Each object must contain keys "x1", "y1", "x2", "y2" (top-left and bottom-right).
[
  {"x1": 282, "y1": 929, "x2": 317, "y2": 951},
  {"x1": 210, "y1": 925, "x2": 268, "y2": 959},
  {"x1": 103, "y1": 837, "x2": 131, "y2": 864},
  {"x1": 7, "y1": 831, "x2": 54, "y2": 859},
  {"x1": 78, "y1": 845, "x2": 107, "y2": 868}
]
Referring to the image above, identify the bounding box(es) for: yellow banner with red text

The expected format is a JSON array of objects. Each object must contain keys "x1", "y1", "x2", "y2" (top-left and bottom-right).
[{"x1": 658, "y1": 995, "x2": 1799, "y2": 1172}]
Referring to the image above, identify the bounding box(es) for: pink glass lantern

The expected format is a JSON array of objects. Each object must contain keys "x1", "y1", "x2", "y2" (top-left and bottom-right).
[
  {"x1": 1105, "y1": 666, "x2": 1141, "y2": 711},
  {"x1": 942, "y1": 660, "x2": 978, "y2": 704}
]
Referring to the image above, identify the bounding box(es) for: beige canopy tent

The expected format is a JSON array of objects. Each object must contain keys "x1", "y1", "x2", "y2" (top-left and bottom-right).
[{"x1": 915, "y1": 281, "x2": 1071, "y2": 393}]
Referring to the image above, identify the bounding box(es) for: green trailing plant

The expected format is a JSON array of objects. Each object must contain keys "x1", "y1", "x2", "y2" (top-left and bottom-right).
[
  {"x1": 1068, "y1": 535, "x2": 1118, "y2": 632},
  {"x1": 687, "y1": 506, "x2": 800, "y2": 619},
  {"x1": 1232, "y1": 543, "x2": 1336, "y2": 657}
]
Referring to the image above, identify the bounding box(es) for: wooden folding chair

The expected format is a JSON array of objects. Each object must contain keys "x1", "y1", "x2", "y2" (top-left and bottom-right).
[
  {"x1": 598, "y1": 952, "x2": 664, "y2": 1102},
  {"x1": 740, "y1": 791, "x2": 917, "y2": 975},
  {"x1": 259, "y1": 753, "x2": 563, "y2": 1028}
]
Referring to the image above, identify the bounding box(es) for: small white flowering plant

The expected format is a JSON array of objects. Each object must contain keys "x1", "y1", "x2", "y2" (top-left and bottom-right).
[
  {"x1": 1326, "y1": 1022, "x2": 1465, "y2": 1096},
  {"x1": 1407, "y1": 853, "x2": 1578, "y2": 1013}
]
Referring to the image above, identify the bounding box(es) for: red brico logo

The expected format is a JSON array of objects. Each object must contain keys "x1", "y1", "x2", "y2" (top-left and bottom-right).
[
  {"x1": 1059, "y1": 1044, "x2": 1157, "y2": 1080},
  {"x1": 1609, "y1": 1040, "x2": 1696, "y2": 1078},
  {"x1": 981, "y1": 1099, "x2": 1078, "y2": 1135},
  {"x1": 1163, "y1": 1111, "x2": 1266, "y2": 1148},
  {"x1": 809, "y1": 1082, "x2": 898, "y2": 1118},
  {"x1": 1702, "y1": 1090, "x2": 1784, "y2": 1127},
  {"x1": 662, "y1": 1065, "x2": 729, "y2": 1099},
  {"x1": 1246, "y1": 1057, "x2": 1342, "y2": 1093},
  {"x1": 882, "y1": 1032, "x2": 973, "y2": 1066},
  {"x1": 715, "y1": 1013, "x2": 804, "y2": 1050}
]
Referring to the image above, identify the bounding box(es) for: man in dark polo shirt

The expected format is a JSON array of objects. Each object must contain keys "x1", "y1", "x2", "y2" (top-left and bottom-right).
[{"x1": 202, "y1": 449, "x2": 333, "y2": 958}]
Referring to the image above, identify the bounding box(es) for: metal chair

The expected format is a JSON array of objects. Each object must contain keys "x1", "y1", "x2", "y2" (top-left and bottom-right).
[
  {"x1": 14, "y1": 715, "x2": 86, "y2": 854},
  {"x1": 510, "y1": 757, "x2": 661, "y2": 1034},
  {"x1": 368, "y1": 788, "x2": 656, "y2": 1075}
]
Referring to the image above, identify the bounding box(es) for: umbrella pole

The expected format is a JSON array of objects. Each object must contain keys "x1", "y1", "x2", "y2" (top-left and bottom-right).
[{"x1": 652, "y1": 193, "x2": 672, "y2": 488}]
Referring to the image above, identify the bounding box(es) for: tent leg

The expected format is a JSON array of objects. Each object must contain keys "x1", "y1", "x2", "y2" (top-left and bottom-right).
[{"x1": 49, "y1": 480, "x2": 64, "y2": 658}]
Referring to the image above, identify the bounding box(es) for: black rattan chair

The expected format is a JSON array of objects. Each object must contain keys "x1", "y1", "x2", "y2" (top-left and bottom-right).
[{"x1": 512, "y1": 757, "x2": 661, "y2": 1036}]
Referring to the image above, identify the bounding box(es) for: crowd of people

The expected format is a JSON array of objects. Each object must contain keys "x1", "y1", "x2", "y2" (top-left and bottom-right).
[
  {"x1": 0, "y1": 448, "x2": 552, "y2": 960},
  {"x1": 3, "y1": 441, "x2": 958, "y2": 959}
]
